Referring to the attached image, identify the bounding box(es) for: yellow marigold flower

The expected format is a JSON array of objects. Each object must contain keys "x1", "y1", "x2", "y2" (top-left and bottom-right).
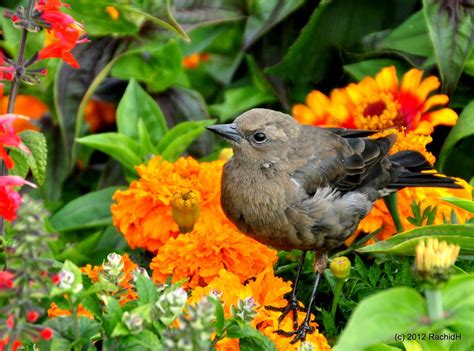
[
  {"x1": 150, "y1": 221, "x2": 277, "y2": 289},
  {"x1": 111, "y1": 157, "x2": 225, "y2": 252},
  {"x1": 415, "y1": 238, "x2": 460, "y2": 275},
  {"x1": 47, "y1": 302, "x2": 94, "y2": 319},
  {"x1": 348, "y1": 178, "x2": 472, "y2": 244},
  {"x1": 189, "y1": 269, "x2": 330, "y2": 351},
  {"x1": 293, "y1": 66, "x2": 458, "y2": 135},
  {"x1": 82, "y1": 253, "x2": 139, "y2": 304}
]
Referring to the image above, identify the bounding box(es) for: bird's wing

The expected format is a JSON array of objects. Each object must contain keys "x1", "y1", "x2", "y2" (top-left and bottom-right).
[
  {"x1": 291, "y1": 132, "x2": 396, "y2": 195},
  {"x1": 325, "y1": 127, "x2": 379, "y2": 138}
]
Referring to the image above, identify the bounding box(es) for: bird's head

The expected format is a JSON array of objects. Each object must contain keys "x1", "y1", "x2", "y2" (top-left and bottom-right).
[{"x1": 207, "y1": 109, "x2": 300, "y2": 165}]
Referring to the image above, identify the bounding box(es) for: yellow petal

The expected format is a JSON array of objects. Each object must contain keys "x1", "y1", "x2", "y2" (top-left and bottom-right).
[
  {"x1": 413, "y1": 120, "x2": 434, "y2": 134},
  {"x1": 423, "y1": 108, "x2": 458, "y2": 126},
  {"x1": 306, "y1": 90, "x2": 330, "y2": 113},
  {"x1": 375, "y1": 66, "x2": 399, "y2": 94},
  {"x1": 401, "y1": 68, "x2": 423, "y2": 93},
  {"x1": 416, "y1": 76, "x2": 440, "y2": 102},
  {"x1": 292, "y1": 104, "x2": 316, "y2": 125},
  {"x1": 421, "y1": 94, "x2": 449, "y2": 114}
]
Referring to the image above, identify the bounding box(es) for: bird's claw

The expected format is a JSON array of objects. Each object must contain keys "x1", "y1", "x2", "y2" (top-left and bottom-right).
[
  {"x1": 274, "y1": 322, "x2": 315, "y2": 344},
  {"x1": 265, "y1": 298, "x2": 304, "y2": 330}
]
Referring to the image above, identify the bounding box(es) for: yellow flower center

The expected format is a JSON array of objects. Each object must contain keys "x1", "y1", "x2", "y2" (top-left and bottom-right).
[
  {"x1": 171, "y1": 189, "x2": 201, "y2": 233},
  {"x1": 355, "y1": 93, "x2": 401, "y2": 130}
]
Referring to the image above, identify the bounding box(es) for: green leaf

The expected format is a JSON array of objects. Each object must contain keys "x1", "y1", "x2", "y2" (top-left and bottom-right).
[
  {"x1": 465, "y1": 48, "x2": 474, "y2": 76},
  {"x1": 344, "y1": 59, "x2": 411, "y2": 82},
  {"x1": 137, "y1": 119, "x2": 158, "y2": 157},
  {"x1": 378, "y1": 10, "x2": 433, "y2": 57},
  {"x1": 124, "y1": 330, "x2": 161, "y2": 349},
  {"x1": 357, "y1": 224, "x2": 474, "y2": 255},
  {"x1": 55, "y1": 231, "x2": 103, "y2": 263},
  {"x1": 19, "y1": 130, "x2": 47, "y2": 185},
  {"x1": 116, "y1": 79, "x2": 168, "y2": 144},
  {"x1": 103, "y1": 296, "x2": 123, "y2": 335},
  {"x1": 214, "y1": 299, "x2": 225, "y2": 337},
  {"x1": 442, "y1": 274, "x2": 474, "y2": 335},
  {"x1": 209, "y1": 85, "x2": 276, "y2": 121},
  {"x1": 438, "y1": 100, "x2": 474, "y2": 177},
  {"x1": 7, "y1": 148, "x2": 29, "y2": 179},
  {"x1": 136, "y1": 274, "x2": 158, "y2": 304},
  {"x1": 334, "y1": 288, "x2": 425, "y2": 351},
  {"x1": 50, "y1": 187, "x2": 124, "y2": 232},
  {"x1": 441, "y1": 197, "x2": 474, "y2": 214},
  {"x1": 76, "y1": 133, "x2": 142, "y2": 172},
  {"x1": 111, "y1": 41, "x2": 183, "y2": 92},
  {"x1": 423, "y1": 0, "x2": 474, "y2": 95},
  {"x1": 238, "y1": 325, "x2": 277, "y2": 351},
  {"x1": 157, "y1": 120, "x2": 215, "y2": 161},
  {"x1": 243, "y1": 0, "x2": 304, "y2": 50}
]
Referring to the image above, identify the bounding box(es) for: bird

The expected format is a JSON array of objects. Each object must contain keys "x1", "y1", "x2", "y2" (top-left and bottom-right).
[{"x1": 206, "y1": 108, "x2": 461, "y2": 343}]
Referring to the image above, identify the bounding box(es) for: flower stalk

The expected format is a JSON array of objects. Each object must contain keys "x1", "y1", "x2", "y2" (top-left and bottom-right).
[
  {"x1": 425, "y1": 288, "x2": 444, "y2": 323},
  {"x1": 384, "y1": 193, "x2": 404, "y2": 232}
]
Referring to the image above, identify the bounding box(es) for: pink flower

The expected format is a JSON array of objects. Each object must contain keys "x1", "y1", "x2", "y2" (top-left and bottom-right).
[
  {"x1": 0, "y1": 271, "x2": 15, "y2": 289},
  {"x1": 0, "y1": 114, "x2": 31, "y2": 169},
  {"x1": 0, "y1": 175, "x2": 36, "y2": 221}
]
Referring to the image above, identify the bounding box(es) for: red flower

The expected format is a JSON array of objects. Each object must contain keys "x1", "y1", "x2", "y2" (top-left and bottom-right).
[
  {"x1": 0, "y1": 336, "x2": 21, "y2": 351},
  {"x1": 0, "y1": 175, "x2": 36, "y2": 221},
  {"x1": 0, "y1": 53, "x2": 14, "y2": 81},
  {"x1": 36, "y1": 0, "x2": 88, "y2": 68},
  {"x1": 40, "y1": 327, "x2": 54, "y2": 340},
  {"x1": 0, "y1": 114, "x2": 31, "y2": 169},
  {"x1": 0, "y1": 271, "x2": 15, "y2": 289},
  {"x1": 27, "y1": 310, "x2": 40, "y2": 323},
  {"x1": 51, "y1": 274, "x2": 60, "y2": 285},
  {"x1": 6, "y1": 315, "x2": 14, "y2": 329}
]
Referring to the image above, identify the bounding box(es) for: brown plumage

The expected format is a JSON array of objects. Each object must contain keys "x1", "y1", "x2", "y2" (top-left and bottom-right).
[{"x1": 207, "y1": 108, "x2": 461, "y2": 342}]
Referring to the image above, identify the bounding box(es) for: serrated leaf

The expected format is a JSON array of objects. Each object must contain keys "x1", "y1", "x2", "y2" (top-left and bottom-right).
[
  {"x1": 136, "y1": 274, "x2": 158, "y2": 304},
  {"x1": 7, "y1": 148, "x2": 29, "y2": 179},
  {"x1": 423, "y1": 0, "x2": 474, "y2": 95},
  {"x1": 19, "y1": 130, "x2": 47, "y2": 185},
  {"x1": 50, "y1": 187, "x2": 124, "y2": 232},
  {"x1": 76, "y1": 133, "x2": 142, "y2": 172},
  {"x1": 157, "y1": 120, "x2": 215, "y2": 161},
  {"x1": 357, "y1": 224, "x2": 474, "y2": 255},
  {"x1": 441, "y1": 197, "x2": 474, "y2": 214},
  {"x1": 116, "y1": 79, "x2": 168, "y2": 144}
]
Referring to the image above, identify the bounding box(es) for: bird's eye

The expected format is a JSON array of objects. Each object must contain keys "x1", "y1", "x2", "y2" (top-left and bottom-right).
[{"x1": 252, "y1": 132, "x2": 267, "y2": 144}]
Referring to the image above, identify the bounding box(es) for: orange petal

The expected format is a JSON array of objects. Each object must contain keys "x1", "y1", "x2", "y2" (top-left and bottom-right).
[
  {"x1": 413, "y1": 120, "x2": 434, "y2": 134},
  {"x1": 421, "y1": 94, "x2": 449, "y2": 114},
  {"x1": 306, "y1": 90, "x2": 331, "y2": 113},
  {"x1": 401, "y1": 68, "x2": 423, "y2": 93},
  {"x1": 375, "y1": 66, "x2": 399, "y2": 94},
  {"x1": 415, "y1": 76, "x2": 441, "y2": 102},
  {"x1": 422, "y1": 108, "x2": 458, "y2": 127},
  {"x1": 292, "y1": 104, "x2": 316, "y2": 125}
]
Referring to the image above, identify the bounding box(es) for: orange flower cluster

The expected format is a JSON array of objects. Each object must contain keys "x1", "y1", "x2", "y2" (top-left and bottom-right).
[
  {"x1": 47, "y1": 302, "x2": 94, "y2": 319},
  {"x1": 190, "y1": 269, "x2": 330, "y2": 351},
  {"x1": 150, "y1": 220, "x2": 277, "y2": 289},
  {"x1": 183, "y1": 53, "x2": 210, "y2": 69},
  {"x1": 0, "y1": 95, "x2": 48, "y2": 132}
]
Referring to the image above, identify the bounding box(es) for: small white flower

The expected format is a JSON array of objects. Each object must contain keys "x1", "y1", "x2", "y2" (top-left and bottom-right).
[{"x1": 58, "y1": 269, "x2": 75, "y2": 289}]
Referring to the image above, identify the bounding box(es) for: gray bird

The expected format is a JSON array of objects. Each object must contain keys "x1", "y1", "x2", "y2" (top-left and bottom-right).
[{"x1": 207, "y1": 108, "x2": 461, "y2": 342}]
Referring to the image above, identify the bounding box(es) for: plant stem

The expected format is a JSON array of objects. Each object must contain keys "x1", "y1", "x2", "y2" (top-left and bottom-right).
[
  {"x1": 71, "y1": 302, "x2": 81, "y2": 351},
  {"x1": 330, "y1": 279, "x2": 344, "y2": 320},
  {"x1": 0, "y1": 0, "x2": 35, "y2": 238},
  {"x1": 384, "y1": 193, "x2": 404, "y2": 233},
  {"x1": 425, "y1": 288, "x2": 444, "y2": 323}
]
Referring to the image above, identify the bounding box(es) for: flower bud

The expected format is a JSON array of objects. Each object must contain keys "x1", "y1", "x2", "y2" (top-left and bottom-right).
[
  {"x1": 171, "y1": 190, "x2": 201, "y2": 233},
  {"x1": 103, "y1": 253, "x2": 124, "y2": 278},
  {"x1": 330, "y1": 256, "x2": 351, "y2": 279},
  {"x1": 298, "y1": 341, "x2": 315, "y2": 351},
  {"x1": 131, "y1": 267, "x2": 150, "y2": 282},
  {"x1": 415, "y1": 238, "x2": 460, "y2": 283},
  {"x1": 27, "y1": 310, "x2": 40, "y2": 323},
  {"x1": 231, "y1": 297, "x2": 257, "y2": 323},
  {"x1": 58, "y1": 269, "x2": 75, "y2": 289},
  {"x1": 122, "y1": 312, "x2": 144, "y2": 334},
  {"x1": 155, "y1": 287, "x2": 188, "y2": 325},
  {"x1": 40, "y1": 328, "x2": 54, "y2": 340}
]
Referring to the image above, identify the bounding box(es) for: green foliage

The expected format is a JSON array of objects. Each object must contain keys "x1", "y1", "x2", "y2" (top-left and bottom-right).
[{"x1": 357, "y1": 224, "x2": 474, "y2": 255}]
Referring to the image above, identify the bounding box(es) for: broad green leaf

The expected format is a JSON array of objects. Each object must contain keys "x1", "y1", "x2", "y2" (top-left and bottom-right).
[
  {"x1": 158, "y1": 120, "x2": 215, "y2": 161},
  {"x1": 7, "y1": 148, "x2": 29, "y2": 179},
  {"x1": 423, "y1": 0, "x2": 474, "y2": 95},
  {"x1": 19, "y1": 130, "x2": 47, "y2": 185},
  {"x1": 243, "y1": 0, "x2": 304, "y2": 50},
  {"x1": 214, "y1": 299, "x2": 225, "y2": 337},
  {"x1": 239, "y1": 324, "x2": 278, "y2": 351},
  {"x1": 442, "y1": 274, "x2": 474, "y2": 335},
  {"x1": 50, "y1": 187, "x2": 124, "y2": 232},
  {"x1": 209, "y1": 85, "x2": 277, "y2": 121},
  {"x1": 334, "y1": 288, "x2": 426, "y2": 351},
  {"x1": 344, "y1": 59, "x2": 411, "y2": 82},
  {"x1": 137, "y1": 119, "x2": 158, "y2": 157},
  {"x1": 116, "y1": 79, "x2": 168, "y2": 143},
  {"x1": 76, "y1": 133, "x2": 142, "y2": 172},
  {"x1": 441, "y1": 197, "x2": 474, "y2": 214},
  {"x1": 55, "y1": 232, "x2": 102, "y2": 263},
  {"x1": 379, "y1": 10, "x2": 433, "y2": 57},
  {"x1": 465, "y1": 48, "x2": 474, "y2": 76},
  {"x1": 111, "y1": 41, "x2": 183, "y2": 92},
  {"x1": 438, "y1": 100, "x2": 474, "y2": 178},
  {"x1": 206, "y1": 52, "x2": 244, "y2": 85},
  {"x1": 125, "y1": 331, "x2": 161, "y2": 349},
  {"x1": 245, "y1": 55, "x2": 275, "y2": 95},
  {"x1": 357, "y1": 224, "x2": 474, "y2": 255}
]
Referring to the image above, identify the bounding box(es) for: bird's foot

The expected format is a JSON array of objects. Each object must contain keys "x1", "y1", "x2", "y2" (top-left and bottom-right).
[
  {"x1": 274, "y1": 320, "x2": 315, "y2": 344},
  {"x1": 265, "y1": 297, "x2": 304, "y2": 330}
]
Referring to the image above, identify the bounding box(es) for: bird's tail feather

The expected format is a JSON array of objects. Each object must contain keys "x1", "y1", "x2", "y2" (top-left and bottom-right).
[{"x1": 387, "y1": 150, "x2": 462, "y2": 189}]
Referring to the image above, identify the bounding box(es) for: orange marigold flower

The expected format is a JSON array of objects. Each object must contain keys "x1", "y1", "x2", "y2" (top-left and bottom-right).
[
  {"x1": 293, "y1": 66, "x2": 458, "y2": 134},
  {"x1": 47, "y1": 302, "x2": 94, "y2": 319},
  {"x1": 189, "y1": 269, "x2": 330, "y2": 351},
  {"x1": 150, "y1": 221, "x2": 277, "y2": 289},
  {"x1": 111, "y1": 157, "x2": 226, "y2": 252},
  {"x1": 350, "y1": 178, "x2": 472, "y2": 243}
]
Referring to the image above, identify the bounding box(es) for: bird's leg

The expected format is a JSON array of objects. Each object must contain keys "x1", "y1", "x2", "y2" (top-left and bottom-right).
[
  {"x1": 267, "y1": 251, "x2": 307, "y2": 329},
  {"x1": 276, "y1": 251, "x2": 328, "y2": 344}
]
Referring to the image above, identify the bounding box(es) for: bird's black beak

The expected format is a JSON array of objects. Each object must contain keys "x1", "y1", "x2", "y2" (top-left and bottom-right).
[{"x1": 206, "y1": 123, "x2": 243, "y2": 143}]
